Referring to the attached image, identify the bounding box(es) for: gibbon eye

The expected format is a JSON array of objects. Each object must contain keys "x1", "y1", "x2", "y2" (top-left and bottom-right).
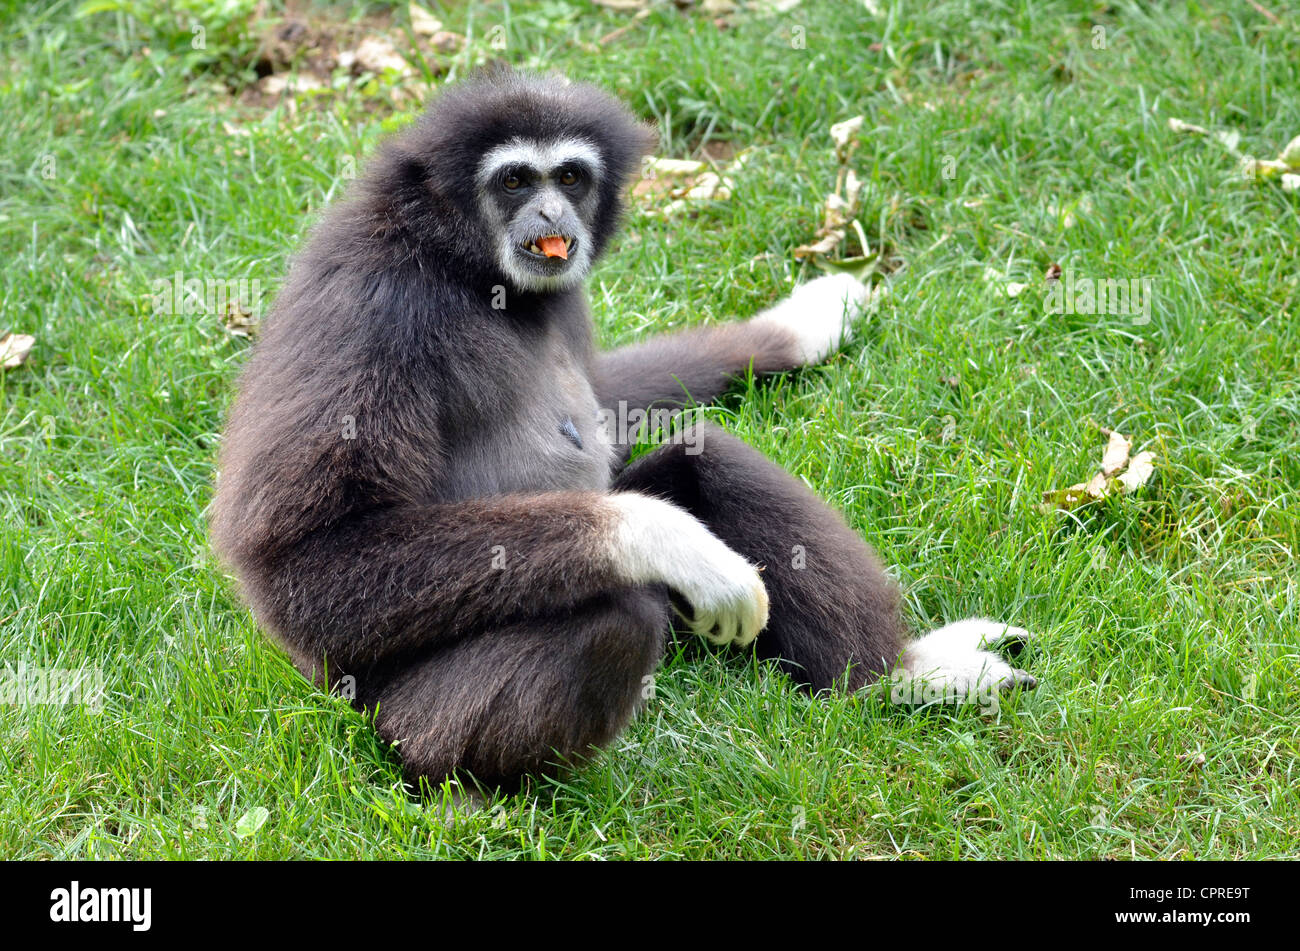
[
  {"x1": 558, "y1": 169, "x2": 579, "y2": 186},
  {"x1": 503, "y1": 173, "x2": 522, "y2": 191}
]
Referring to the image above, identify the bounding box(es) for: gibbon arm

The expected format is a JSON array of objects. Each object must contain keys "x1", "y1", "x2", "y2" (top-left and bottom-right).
[
  {"x1": 594, "y1": 321, "x2": 803, "y2": 412},
  {"x1": 233, "y1": 490, "x2": 766, "y2": 671},
  {"x1": 594, "y1": 272, "x2": 870, "y2": 413}
]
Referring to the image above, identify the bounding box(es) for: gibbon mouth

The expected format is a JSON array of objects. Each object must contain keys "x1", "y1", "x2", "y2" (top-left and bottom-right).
[{"x1": 520, "y1": 234, "x2": 576, "y2": 261}]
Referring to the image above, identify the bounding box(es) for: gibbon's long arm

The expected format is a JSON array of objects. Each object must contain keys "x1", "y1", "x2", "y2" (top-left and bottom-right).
[
  {"x1": 234, "y1": 491, "x2": 767, "y2": 671},
  {"x1": 594, "y1": 272, "x2": 871, "y2": 413},
  {"x1": 594, "y1": 321, "x2": 804, "y2": 413}
]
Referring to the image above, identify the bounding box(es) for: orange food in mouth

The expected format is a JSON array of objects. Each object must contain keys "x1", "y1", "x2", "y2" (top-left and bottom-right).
[{"x1": 537, "y1": 235, "x2": 568, "y2": 259}]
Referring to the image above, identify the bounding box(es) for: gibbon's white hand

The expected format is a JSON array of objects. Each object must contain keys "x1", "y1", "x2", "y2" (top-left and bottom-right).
[
  {"x1": 750, "y1": 272, "x2": 879, "y2": 365},
  {"x1": 606, "y1": 493, "x2": 769, "y2": 646}
]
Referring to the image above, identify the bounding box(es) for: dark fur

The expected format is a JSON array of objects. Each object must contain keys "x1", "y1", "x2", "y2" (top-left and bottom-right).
[{"x1": 211, "y1": 68, "x2": 905, "y2": 791}]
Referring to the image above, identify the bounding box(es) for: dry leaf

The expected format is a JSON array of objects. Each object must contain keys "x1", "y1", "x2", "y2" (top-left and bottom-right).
[
  {"x1": 1167, "y1": 117, "x2": 1210, "y2": 136},
  {"x1": 223, "y1": 301, "x2": 259, "y2": 339},
  {"x1": 829, "y1": 115, "x2": 864, "y2": 161},
  {"x1": 636, "y1": 155, "x2": 738, "y2": 218},
  {"x1": 408, "y1": 3, "x2": 442, "y2": 36},
  {"x1": 646, "y1": 158, "x2": 705, "y2": 177},
  {"x1": 1280, "y1": 133, "x2": 1300, "y2": 167},
  {"x1": 1176, "y1": 751, "x2": 1206, "y2": 768},
  {"x1": 258, "y1": 74, "x2": 325, "y2": 96},
  {"x1": 843, "y1": 168, "x2": 863, "y2": 209},
  {"x1": 1184, "y1": 124, "x2": 1300, "y2": 183},
  {"x1": 1038, "y1": 429, "x2": 1157, "y2": 512},
  {"x1": 0, "y1": 332, "x2": 36, "y2": 369},
  {"x1": 1099, "y1": 429, "x2": 1132, "y2": 477},
  {"x1": 1216, "y1": 129, "x2": 1242, "y2": 154},
  {"x1": 1082, "y1": 471, "x2": 1109, "y2": 499},
  {"x1": 793, "y1": 163, "x2": 868, "y2": 259},
  {"x1": 342, "y1": 37, "x2": 411, "y2": 75},
  {"x1": 1168, "y1": 118, "x2": 1244, "y2": 158},
  {"x1": 1240, "y1": 156, "x2": 1290, "y2": 180},
  {"x1": 1117, "y1": 451, "x2": 1155, "y2": 493},
  {"x1": 792, "y1": 233, "x2": 844, "y2": 259}
]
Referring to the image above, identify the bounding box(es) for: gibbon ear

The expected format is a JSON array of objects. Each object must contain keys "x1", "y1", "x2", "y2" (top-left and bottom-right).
[{"x1": 636, "y1": 122, "x2": 659, "y2": 161}]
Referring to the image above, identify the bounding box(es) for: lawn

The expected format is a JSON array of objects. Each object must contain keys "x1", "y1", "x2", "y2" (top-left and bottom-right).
[{"x1": 0, "y1": 0, "x2": 1296, "y2": 859}]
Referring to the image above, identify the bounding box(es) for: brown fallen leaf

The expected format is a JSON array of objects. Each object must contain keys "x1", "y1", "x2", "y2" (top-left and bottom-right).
[
  {"x1": 829, "y1": 115, "x2": 864, "y2": 162},
  {"x1": 408, "y1": 3, "x2": 442, "y2": 36},
  {"x1": 1117, "y1": 451, "x2": 1155, "y2": 494},
  {"x1": 223, "y1": 301, "x2": 259, "y2": 339},
  {"x1": 261, "y1": 74, "x2": 327, "y2": 99},
  {"x1": 792, "y1": 233, "x2": 844, "y2": 259},
  {"x1": 636, "y1": 155, "x2": 741, "y2": 218},
  {"x1": 1099, "y1": 428, "x2": 1132, "y2": 477},
  {"x1": 1176, "y1": 751, "x2": 1206, "y2": 768},
  {"x1": 1, "y1": 332, "x2": 36, "y2": 369},
  {"x1": 1082, "y1": 471, "x2": 1109, "y2": 499},
  {"x1": 794, "y1": 168, "x2": 866, "y2": 260},
  {"x1": 340, "y1": 36, "x2": 412, "y2": 76},
  {"x1": 1038, "y1": 429, "x2": 1157, "y2": 512}
]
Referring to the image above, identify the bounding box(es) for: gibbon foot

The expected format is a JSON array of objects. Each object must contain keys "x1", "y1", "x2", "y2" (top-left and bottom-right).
[{"x1": 895, "y1": 617, "x2": 1039, "y2": 700}]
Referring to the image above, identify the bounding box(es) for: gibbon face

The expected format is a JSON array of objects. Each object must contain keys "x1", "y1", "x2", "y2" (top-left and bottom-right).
[
  {"x1": 475, "y1": 136, "x2": 604, "y2": 292},
  {"x1": 396, "y1": 67, "x2": 654, "y2": 294}
]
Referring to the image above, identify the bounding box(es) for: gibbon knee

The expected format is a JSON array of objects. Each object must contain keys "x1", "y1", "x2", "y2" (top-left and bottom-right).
[{"x1": 357, "y1": 586, "x2": 669, "y2": 790}]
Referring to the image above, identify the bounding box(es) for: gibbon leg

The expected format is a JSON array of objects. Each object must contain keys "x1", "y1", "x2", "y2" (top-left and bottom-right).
[
  {"x1": 353, "y1": 586, "x2": 669, "y2": 791},
  {"x1": 612, "y1": 422, "x2": 907, "y2": 692},
  {"x1": 613, "y1": 425, "x2": 1039, "y2": 698}
]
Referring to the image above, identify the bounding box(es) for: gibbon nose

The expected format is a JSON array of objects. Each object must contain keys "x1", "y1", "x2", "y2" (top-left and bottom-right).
[{"x1": 539, "y1": 199, "x2": 564, "y2": 224}]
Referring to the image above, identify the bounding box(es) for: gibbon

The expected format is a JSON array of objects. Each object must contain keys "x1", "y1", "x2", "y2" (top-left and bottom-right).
[{"x1": 211, "y1": 67, "x2": 1035, "y2": 791}]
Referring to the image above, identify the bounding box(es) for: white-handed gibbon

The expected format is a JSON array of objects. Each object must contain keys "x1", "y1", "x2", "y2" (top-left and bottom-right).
[{"x1": 211, "y1": 66, "x2": 1036, "y2": 792}]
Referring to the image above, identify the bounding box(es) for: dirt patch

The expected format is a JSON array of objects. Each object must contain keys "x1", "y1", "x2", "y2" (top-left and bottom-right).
[{"x1": 236, "y1": 2, "x2": 466, "y2": 111}]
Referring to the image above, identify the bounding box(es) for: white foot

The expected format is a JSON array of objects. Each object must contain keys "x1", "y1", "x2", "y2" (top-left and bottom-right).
[
  {"x1": 750, "y1": 272, "x2": 876, "y2": 365},
  {"x1": 892, "y1": 618, "x2": 1037, "y2": 704}
]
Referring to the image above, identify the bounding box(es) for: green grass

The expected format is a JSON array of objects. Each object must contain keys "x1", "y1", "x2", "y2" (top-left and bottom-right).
[{"x1": 1, "y1": 0, "x2": 1297, "y2": 859}]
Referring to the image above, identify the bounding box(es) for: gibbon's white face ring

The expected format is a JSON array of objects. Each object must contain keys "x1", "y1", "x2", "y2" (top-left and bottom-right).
[{"x1": 477, "y1": 137, "x2": 604, "y2": 293}]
